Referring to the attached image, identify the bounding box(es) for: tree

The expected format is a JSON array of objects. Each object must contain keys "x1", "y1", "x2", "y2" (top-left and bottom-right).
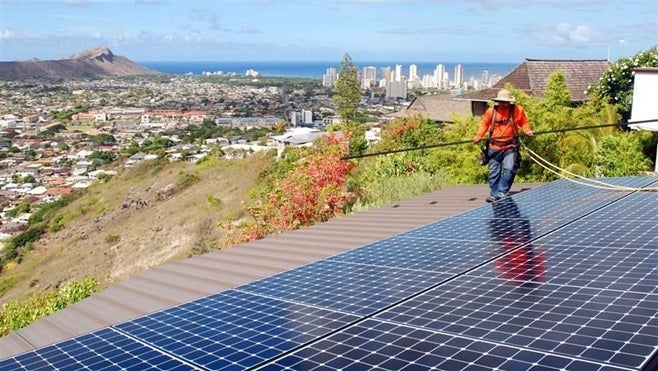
[
  {"x1": 332, "y1": 53, "x2": 361, "y2": 122},
  {"x1": 221, "y1": 133, "x2": 356, "y2": 246},
  {"x1": 92, "y1": 133, "x2": 116, "y2": 147},
  {"x1": 588, "y1": 47, "x2": 658, "y2": 121},
  {"x1": 332, "y1": 53, "x2": 368, "y2": 157},
  {"x1": 272, "y1": 119, "x2": 288, "y2": 134}
]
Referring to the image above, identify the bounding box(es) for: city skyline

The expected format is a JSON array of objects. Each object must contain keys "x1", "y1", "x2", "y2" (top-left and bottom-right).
[{"x1": 1, "y1": 1, "x2": 656, "y2": 63}]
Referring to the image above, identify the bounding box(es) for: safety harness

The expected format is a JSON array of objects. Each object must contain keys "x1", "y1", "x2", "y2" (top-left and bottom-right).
[{"x1": 487, "y1": 105, "x2": 518, "y2": 147}]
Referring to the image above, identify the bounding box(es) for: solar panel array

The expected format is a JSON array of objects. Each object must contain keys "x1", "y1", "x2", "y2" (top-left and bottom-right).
[{"x1": 1, "y1": 176, "x2": 657, "y2": 370}]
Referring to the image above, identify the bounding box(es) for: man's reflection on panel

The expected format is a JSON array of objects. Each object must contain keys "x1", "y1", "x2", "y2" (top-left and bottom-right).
[{"x1": 489, "y1": 197, "x2": 545, "y2": 287}]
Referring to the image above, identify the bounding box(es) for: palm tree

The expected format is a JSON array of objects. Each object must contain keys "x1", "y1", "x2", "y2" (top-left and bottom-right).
[{"x1": 272, "y1": 119, "x2": 288, "y2": 134}]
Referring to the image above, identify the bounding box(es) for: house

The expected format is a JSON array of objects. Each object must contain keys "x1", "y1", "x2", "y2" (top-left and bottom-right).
[
  {"x1": 460, "y1": 59, "x2": 611, "y2": 116},
  {"x1": 270, "y1": 127, "x2": 327, "y2": 146},
  {"x1": 396, "y1": 59, "x2": 611, "y2": 123},
  {"x1": 387, "y1": 93, "x2": 472, "y2": 124},
  {"x1": 628, "y1": 67, "x2": 658, "y2": 172}
]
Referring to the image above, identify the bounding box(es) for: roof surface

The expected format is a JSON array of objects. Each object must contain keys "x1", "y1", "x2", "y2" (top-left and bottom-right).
[
  {"x1": 1, "y1": 177, "x2": 657, "y2": 370},
  {"x1": 0, "y1": 182, "x2": 540, "y2": 359},
  {"x1": 398, "y1": 94, "x2": 472, "y2": 123},
  {"x1": 461, "y1": 59, "x2": 611, "y2": 102}
]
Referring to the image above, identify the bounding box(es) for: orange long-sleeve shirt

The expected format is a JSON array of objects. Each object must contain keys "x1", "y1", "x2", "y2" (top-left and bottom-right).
[{"x1": 475, "y1": 104, "x2": 532, "y2": 150}]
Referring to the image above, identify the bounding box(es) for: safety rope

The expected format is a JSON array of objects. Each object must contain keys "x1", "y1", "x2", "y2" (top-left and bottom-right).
[
  {"x1": 342, "y1": 119, "x2": 658, "y2": 160},
  {"x1": 519, "y1": 139, "x2": 658, "y2": 192}
]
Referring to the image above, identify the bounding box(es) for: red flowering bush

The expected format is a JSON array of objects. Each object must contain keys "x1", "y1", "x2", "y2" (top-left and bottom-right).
[{"x1": 221, "y1": 133, "x2": 357, "y2": 246}]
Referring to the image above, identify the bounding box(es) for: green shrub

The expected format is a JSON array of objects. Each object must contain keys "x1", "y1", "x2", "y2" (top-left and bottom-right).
[
  {"x1": 0, "y1": 277, "x2": 98, "y2": 336},
  {"x1": 176, "y1": 171, "x2": 199, "y2": 190},
  {"x1": 351, "y1": 171, "x2": 448, "y2": 212},
  {"x1": 0, "y1": 277, "x2": 18, "y2": 298},
  {"x1": 104, "y1": 234, "x2": 120, "y2": 245}
]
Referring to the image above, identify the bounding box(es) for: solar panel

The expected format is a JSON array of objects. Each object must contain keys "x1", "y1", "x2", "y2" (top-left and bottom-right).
[
  {"x1": 260, "y1": 319, "x2": 629, "y2": 370},
  {"x1": 1, "y1": 176, "x2": 657, "y2": 370},
  {"x1": 237, "y1": 259, "x2": 449, "y2": 316},
  {"x1": 113, "y1": 290, "x2": 360, "y2": 370},
  {"x1": 0, "y1": 328, "x2": 196, "y2": 371}
]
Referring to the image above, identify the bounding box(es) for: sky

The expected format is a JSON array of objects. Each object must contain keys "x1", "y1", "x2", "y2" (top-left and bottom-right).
[{"x1": 1, "y1": 0, "x2": 657, "y2": 63}]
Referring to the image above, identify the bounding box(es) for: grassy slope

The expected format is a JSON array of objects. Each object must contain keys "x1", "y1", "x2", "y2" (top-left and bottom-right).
[{"x1": 0, "y1": 153, "x2": 272, "y2": 306}]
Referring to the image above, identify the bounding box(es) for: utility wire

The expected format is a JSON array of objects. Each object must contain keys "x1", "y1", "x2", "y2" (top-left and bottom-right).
[{"x1": 341, "y1": 118, "x2": 658, "y2": 160}]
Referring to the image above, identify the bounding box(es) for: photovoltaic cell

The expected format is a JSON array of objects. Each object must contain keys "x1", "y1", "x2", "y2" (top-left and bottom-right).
[
  {"x1": 2, "y1": 176, "x2": 657, "y2": 370},
  {"x1": 259, "y1": 319, "x2": 629, "y2": 371},
  {"x1": 0, "y1": 328, "x2": 195, "y2": 371},
  {"x1": 237, "y1": 259, "x2": 449, "y2": 316},
  {"x1": 329, "y1": 237, "x2": 511, "y2": 274},
  {"x1": 371, "y1": 274, "x2": 657, "y2": 369},
  {"x1": 114, "y1": 290, "x2": 360, "y2": 370},
  {"x1": 396, "y1": 215, "x2": 569, "y2": 242},
  {"x1": 541, "y1": 219, "x2": 658, "y2": 249}
]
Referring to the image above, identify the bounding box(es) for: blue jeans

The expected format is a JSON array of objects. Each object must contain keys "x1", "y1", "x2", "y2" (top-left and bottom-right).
[{"x1": 487, "y1": 147, "x2": 519, "y2": 198}]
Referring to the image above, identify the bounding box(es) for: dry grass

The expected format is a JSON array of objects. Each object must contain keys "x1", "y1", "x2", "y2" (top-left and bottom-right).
[{"x1": 0, "y1": 153, "x2": 272, "y2": 305}]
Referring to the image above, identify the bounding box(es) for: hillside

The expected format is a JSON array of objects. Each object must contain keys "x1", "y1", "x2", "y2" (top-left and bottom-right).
[
  {"x1": 0, "y1": 154, "x2": 272, "y2": 306},
  {"x1": 0, "y1": 46, "x2": 158, "y2": 81}
]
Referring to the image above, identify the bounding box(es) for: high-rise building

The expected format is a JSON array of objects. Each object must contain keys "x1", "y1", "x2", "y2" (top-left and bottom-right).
[
  {"x1": 362, "y1": 66, "x2": 377, "y2": 88},
  {"x1": 395, "y1": 64, "x2": 403, "y2": 82},
  {"x1": 290, "y1": 111, "x2": 300, "y2": 127},
  {"x1": 481, "y1": 69, "x2": 490, "y2": 87},
  {"x1": 433, "y1": 64, "x2": 446, "y2": 89},
  {"x1": 386, "y1": 80, "x2": 407, "y2": 99},
  {"x1": 380, "y1": 66, "x2": 392, "y2": 83},
  {"x1": 409, "y1": 64, "x2": 418, "y2": 80},
  {"x1": 322, "y1": 67, "x2": 337, "y2": 88},
  {"x1": 301, "y1": 109, "x2": 313, "y2": 124},
  {"x1": 453, "y1": 64, "x2": 463, "y2": 88}
]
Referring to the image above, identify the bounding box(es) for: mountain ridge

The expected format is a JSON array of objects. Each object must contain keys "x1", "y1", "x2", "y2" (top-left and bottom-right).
[{"x1": 0, "y1": 46, "x2": 159, "y2": 81}]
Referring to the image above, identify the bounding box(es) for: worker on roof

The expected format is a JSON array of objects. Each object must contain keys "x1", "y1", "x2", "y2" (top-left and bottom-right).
[{"x1": 473, "y1": 88, "x2": 535, "y2": 203}]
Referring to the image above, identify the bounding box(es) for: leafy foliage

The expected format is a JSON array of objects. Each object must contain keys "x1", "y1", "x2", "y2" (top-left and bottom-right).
[
  {"x1": 332, "y1": 53, "x2": 361, "y2": 122},
  {"x1": 0, "y1": 278, "x2": 98, "y2": 336},
  {"x1": 593, "y1": 133, "x2": 652, "y2": 176},
  {"x1": 221, "y1": 134, "x2": 357, "y2": 245},
  {"x1": 588, "y1": 47, "x2": 658, "y2": 121}
]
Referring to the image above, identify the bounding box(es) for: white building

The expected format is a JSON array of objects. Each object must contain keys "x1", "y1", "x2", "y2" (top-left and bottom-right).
[
  {"x1": 629, "y1": 67, "x2": 658, "y2": 172},
  {"x1": 362, "y1": 66, "x2": 377, "y2": 88},
  {"x1": 322, "y1": 67, "x2": 337, "y2": 88},
  {"x1": 301, "y1": 110, "x2": 313, "y2": 125},
  {"x1": 453, "y1": 64, "x2": 464, "y2": 88},
  {"x1": 386, "y1": 80, "x2": 407, "y2": 99}
]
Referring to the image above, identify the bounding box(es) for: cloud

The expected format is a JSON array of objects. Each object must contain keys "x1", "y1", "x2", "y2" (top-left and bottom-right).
[
  {"x1": 188, "y1": 7, "x2": 228, "y2": 32},
  {"x1": 61, "y1": 0, "x2": 92, "y2": 6},
  {"x1": 237, "y1": 27, "x2": 262, "y2": 35},
  {"x1": 0, "y1": 30, "x2": 12, "y2": 40},
  {"x1": 380, "y1": 24, "x2": 486, "y2": 36},
  {"x1": 539, "y1": 23, "x2": 597, "y2": 44}
]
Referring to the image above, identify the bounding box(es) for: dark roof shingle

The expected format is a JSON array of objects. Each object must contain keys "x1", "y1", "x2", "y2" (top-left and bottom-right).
[{"x1": 461, "y1": 59, "x2": 611, "y2": 102}]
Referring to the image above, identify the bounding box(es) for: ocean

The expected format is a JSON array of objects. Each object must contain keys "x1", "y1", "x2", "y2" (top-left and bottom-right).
[{"x1": 139, "y1": 61, "x2": 516, "y2": 80}]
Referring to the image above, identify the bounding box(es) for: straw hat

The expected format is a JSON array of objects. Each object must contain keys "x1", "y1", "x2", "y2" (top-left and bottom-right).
[{"x1": 493, "y1": 89, "x2": 515, "y2": 102}]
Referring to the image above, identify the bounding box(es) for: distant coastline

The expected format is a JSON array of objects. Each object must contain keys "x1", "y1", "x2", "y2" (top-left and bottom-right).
[{"x1": 139, "y1": 61, "x2": 517, "y2": 80}]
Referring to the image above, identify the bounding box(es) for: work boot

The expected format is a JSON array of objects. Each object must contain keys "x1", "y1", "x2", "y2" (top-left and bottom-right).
[{"x1": 486, "y1": 196, "x2": 499, "y2": 203}]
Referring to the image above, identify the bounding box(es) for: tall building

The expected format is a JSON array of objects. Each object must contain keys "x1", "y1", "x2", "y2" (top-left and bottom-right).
[
  {"x1": 301, "y1": 109, "x2": 313, "y2": 124},
  {"x1": 433, "y1": 64, "x2": 446, "y2": 89},
  {"x1": 290, "y1": 111, "x2": 300, "y2": 127},
  {"x1": 409, "y1": 64, "x2": 418, "y2": 80},
  {"x1": 380, "y1": 66, "x2": 392, "y2": 83},
  {"x1": 362, "y1": 66, "x2": 377, "y2": 88},
  {"x1": 453, "y1": 64, "x2": 463, "y2": 89},
  {"x1": 322, "y1": 67, "x2": 337, "y2": 88},
  {"x1": 395, "y1": 64, "x2": 403, "y2": 82},
  {"x1": 481, "y1": 69, "x2": 490, "y2": 87},
  {"x1": 386, "y1": 80, "x2": 407, "y2": 99}
]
